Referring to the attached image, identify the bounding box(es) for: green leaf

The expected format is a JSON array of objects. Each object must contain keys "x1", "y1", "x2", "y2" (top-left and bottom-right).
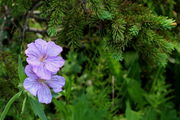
[
  {"x1": 0, "y1": 91, "x2": 22, "y2": 120},
  {"x1": 18, "y1": 55, "x2": 26, "y2": 83},
  {"x1": 21, "y1": 96, "x2": 27, "y2": 114},
  {"x1": 71, "y1": 95, "x2": 107, "y2": 120},
  {"x1": 143, "y1": 108, "x2": 157, "y2": 120},
  {"x1": 53, "y1": 99, "x2": 71, "y2": 120},
  {"x1": 125, "y1": 101, "x2": 142, "y2": 120},
  {"x1": 29, "y1": 97, "x2": 48, "y2": 120},
  {"x1": 124, "y1": 52, "x2": 141, "y2": 80},
  {"x1": 126, "y1": 78, "x2": 145, "y2": 106}
]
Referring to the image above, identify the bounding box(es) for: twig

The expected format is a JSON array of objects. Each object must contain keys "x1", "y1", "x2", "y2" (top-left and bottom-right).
[
  {"x1": 29, "y1": 14, "x2": 48, "y2": 22},
  {"x1": 26, "y1": 27, "x2": 47, "y2": 35},
  {"x1": 21, "y1": 1, "x2": 43, "y2": 43}
]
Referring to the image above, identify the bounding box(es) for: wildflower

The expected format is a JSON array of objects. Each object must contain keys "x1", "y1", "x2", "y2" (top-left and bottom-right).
[
  {"x1": 23, "y1": 65, "x2": 65, "y2": 104},
  {"x1": 25, "y1": 39, "x2": 65, "y2": 79}
]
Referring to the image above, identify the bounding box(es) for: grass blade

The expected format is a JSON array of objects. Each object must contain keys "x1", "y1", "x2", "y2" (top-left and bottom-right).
[
  {"x1": 18, "y1": 55, "x2": 26, "y2": 83},
  {"x1": 0, "y1": 91, "x2": 22, "y2": 120}
]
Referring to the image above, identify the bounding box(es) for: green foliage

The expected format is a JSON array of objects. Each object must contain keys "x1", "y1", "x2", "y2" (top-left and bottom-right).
[
  {"x1": 135, "y1": 29, "x2": 174, "y2": 67},
  {"x1": 42, "y1": 0, "x2": 177, "y2": 67},
  {"x1": 0, "y1": 91, "x2": 22, "y2": 120},
  {"x1": 0, "y1": 0, "x2": 32, "y2": 17},
  {"x1": 18, "y1": 55, "x2": 26, "y2": 83},
  {"x1": 145, "y1": 68, "x2": 173, "y2": 108},
  {"x1": 0, "y1": 52, "x2": 19, "y2": 99},
  {"x1": 29, "y1": 97, "x2": 48, "y2": 120},
  {"x1": 88, "y1": 0, "x2": 113, "y2": 20},
  {"x1": 71, "y1": 95, "x2": 108, "y2": 120},
  {"x1": 142, "y1": 0, "x2": 176, "y2": 17},
  {"x1": 111, "y1": 18, "x2": 127, "y2": 50},
  {"x1": 0, "y1": 0, "x2": 180, "y2": 120},
  {"x1": 125, "y1": 101, "x2": 142, "y2": 120}
]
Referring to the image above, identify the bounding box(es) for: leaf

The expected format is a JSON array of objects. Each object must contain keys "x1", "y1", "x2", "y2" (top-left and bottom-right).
[
  {"x1": 124, "y1": 52, "x2": 141, "y2": 80},
  {"x1": 71, "y1": 95, "x2": 107, "y2": 120},
  {"x1": 21, "y1": 96, "x2": 27, "y2": 114},
  {"x1": 18, "y1": 55, "x2": 26, "y2": 83},
  {"x1": 125, "y1": 101, "x2": 142, "y2": 120},
  {"x1": 143, "y1": 108, "x2": 157, "y2": 120},
  {"x1": 0, "y1": 91, "x2": 22, "y2": 120},
  {"x1": 29, "y1": 97, "x2": 48, "y2": 120},
  {"x1": 126, "y1": 78, "x2": 145, "y2": 106},
  {"x1": 53, "y1": 99, "x2": 71, "y2": 120},
  {"x1": 160, "y1": 106, "x2": 180, "y2": 120}
]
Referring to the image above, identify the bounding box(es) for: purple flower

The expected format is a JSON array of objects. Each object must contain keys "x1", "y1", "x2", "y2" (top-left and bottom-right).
[
  {"x1": 23, "y1": 65, "x2": 65, "y2": 104},
  {"x1": 25, "y1": 39, "x2": 65, "y2": 79}
]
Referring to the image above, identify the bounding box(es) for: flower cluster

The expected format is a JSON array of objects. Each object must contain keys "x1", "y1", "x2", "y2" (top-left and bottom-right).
[{"x1": 23, "y1": 39, "x2": 65, "y2": 104}]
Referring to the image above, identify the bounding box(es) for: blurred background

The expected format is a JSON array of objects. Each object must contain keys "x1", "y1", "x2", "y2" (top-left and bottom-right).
[{"x1": 0, "y1": 0, "x2": 180, "y2": 120}]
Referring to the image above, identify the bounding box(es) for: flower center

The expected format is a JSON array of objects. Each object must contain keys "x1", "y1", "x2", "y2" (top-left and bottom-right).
[
  {"x1": 39, "y1": 55, "x2": 46, "y2": 62},
  {"x1": 38, "y1": 79, "x2": 45, "y2": 83}
]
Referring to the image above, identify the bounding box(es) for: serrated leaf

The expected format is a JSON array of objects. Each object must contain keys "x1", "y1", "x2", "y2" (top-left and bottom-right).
[
  {"x1": 143, "y1": 108, "x2": 157, "y2": 120},
  {"x1": 125, "y1": 101, "x2": 142, "y2": 120},
  {"x1": 29, "y1": 97, "x2": 48, "y2": 120},
  {"x1": 126, "y1": 78, "x2": 145, "y2": 106}
]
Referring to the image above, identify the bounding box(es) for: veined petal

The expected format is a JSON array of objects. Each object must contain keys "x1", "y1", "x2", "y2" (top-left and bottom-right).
[
  {"x1": 25, "y1": 65, "x2": 38, "y2": 79},
  {"x1": 37, "y1": 83, "x2": 52, "y2": 104},
  {"x1": 46, "y1": 75, "x2": 65, "y2": 93},
  {"x1": 33, "y1": 63, "x2": 52, "y2": 80},
  {"x1": 25, "y1": 42, "x2": 42, "y2": 66},
  {"x1": 45, "y1": 56, "x2": 65, "y2": 73},
  {"x1": 35, "y1": 39, "x2": 47, "y2": 45},
  {"x1": 26, "y1": 56, "x2": 41, "y2": 66},
  {"x1": 23, "y1": 77, "x2": 41, "y2": 96},
  {"x1": 34, "y1": 39, "x2": 48, "y2": 55},
  {"x1": 46, "y1": 41, "x2": 62, "y2": 56},
  {"x1": 25, "y1": 43, "x2": 41, "y2": 57}
]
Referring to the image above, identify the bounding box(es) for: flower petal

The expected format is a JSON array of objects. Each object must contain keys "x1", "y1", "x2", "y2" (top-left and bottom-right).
[
  {"x1": 37, "y1": 83, "x2": 52, "y2": 104},
  {"x1": 25, "y1": 65, "x2": 38, "y2": 79},
  {"x1": 26, "y1": 57, "x2": 41, "y2": 66},
  {"x1": 46, "y1": 41, "x2": 62, "y2": 56},
  {"x1": 25, "y1": 43, "x2": 42, "y2": 66},
  {"x1": 46, "y1": 75, "x2": 65, "y2": 93},
  {"x1": 25, "y1": 43, "x2": 41, "y2": 57},
  {"x1": 34, "y1": 39, "x2": 48, "y2": 55},
  {"x1": 45, "y1": 56, "x2": 65, "y2": 73},
  {"x1": 23, "y1": 77, "x2": 41, "y2": 96},
  {"x1": 33, "y1": 63, "x2": 52, "y2": 80}
]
